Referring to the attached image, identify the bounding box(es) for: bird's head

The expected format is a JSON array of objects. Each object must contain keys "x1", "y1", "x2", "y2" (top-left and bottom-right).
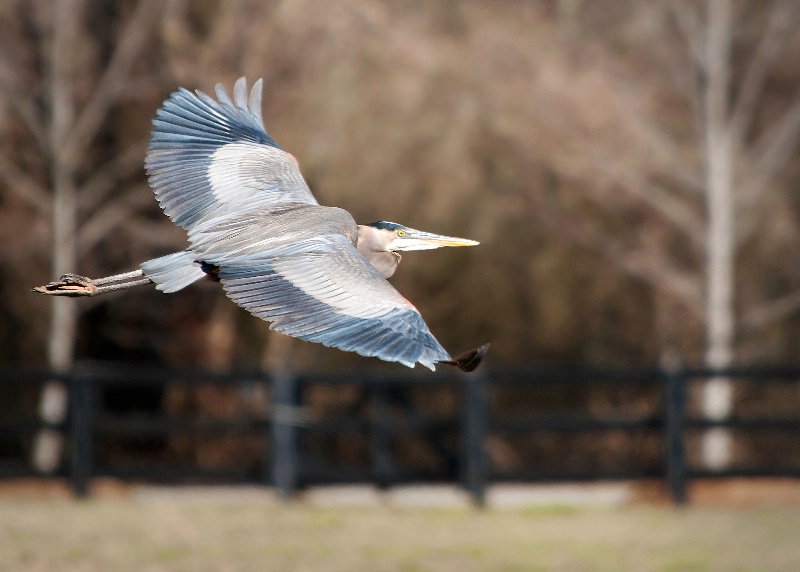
[{"x1": 365, "y1": 221, "x2": 480, "y2": 252}]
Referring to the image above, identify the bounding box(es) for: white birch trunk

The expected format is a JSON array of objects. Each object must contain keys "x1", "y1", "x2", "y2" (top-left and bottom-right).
[
  {"x1": 32, "y1": 0, "x2": 80, "y2": 472},
  {"x1": 701, "y1": 0, "x2": 735, "y2": 470}
]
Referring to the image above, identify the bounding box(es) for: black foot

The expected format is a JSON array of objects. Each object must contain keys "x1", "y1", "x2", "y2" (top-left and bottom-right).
[{"x1": 444, "y1": 343, "x2": 491, "y2": 372}]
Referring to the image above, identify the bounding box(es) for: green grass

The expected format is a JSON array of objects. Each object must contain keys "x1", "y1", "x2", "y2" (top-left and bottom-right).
[{"x1": 0, "y1": 497, "x2": 798, "y2": 571}]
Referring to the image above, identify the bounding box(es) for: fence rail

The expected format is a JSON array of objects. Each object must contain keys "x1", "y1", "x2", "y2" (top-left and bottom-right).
[{"x1": 2, "y1": 364, "x2": 800, "y2": 504}]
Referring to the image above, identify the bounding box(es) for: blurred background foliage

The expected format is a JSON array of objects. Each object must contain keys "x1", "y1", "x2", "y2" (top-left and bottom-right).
[{"x1": 2, "y1": 0, "x2": 800, "y2": 373}]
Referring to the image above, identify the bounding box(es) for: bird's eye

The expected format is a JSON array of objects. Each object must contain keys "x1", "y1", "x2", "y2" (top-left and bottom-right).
[{"x1": 397, "y1": 230, "x2": 405, "y2": 237}]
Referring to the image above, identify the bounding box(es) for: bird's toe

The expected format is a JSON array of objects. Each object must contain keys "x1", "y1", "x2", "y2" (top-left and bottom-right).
[{"x1": 33, "y1": 275, "x2": 98, "y2": 297}]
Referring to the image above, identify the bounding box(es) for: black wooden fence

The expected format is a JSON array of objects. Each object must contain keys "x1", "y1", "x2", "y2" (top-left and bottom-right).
[{"x1": 2, "y1": 364, "x2": 800, "y2": 505}]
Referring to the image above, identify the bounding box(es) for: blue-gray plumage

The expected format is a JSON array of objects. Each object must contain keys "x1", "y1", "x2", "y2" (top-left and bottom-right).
[{"x1": 35, "y1": 78, "x2": 488, "y2": 371}]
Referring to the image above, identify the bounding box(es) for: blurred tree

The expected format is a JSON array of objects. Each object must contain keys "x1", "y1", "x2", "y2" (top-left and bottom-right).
[
  {"x1": 510, "y1": 0, "x2": 800, "y2": 468},
  {"x1": 5, "y1": 0, "x2": 800, "y2": 369},
  {"x1": 0, "y1": 0, "x2": 167, "y2": 471},
  {"x1": 679, "y1": 0, "x2": 800, "y2": 468},
  {"x1": 3, "y1": 0, "x2": 800, "y2": 475}
]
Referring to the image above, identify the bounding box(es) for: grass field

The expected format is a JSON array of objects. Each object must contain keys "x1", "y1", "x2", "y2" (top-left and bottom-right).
[{"x1": 1, "y1": 485, "x2": 799, "y2": 572}]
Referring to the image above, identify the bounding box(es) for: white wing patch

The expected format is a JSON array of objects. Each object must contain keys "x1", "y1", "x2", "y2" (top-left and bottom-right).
[
  {"x1": 207, "y1": 142, "x2": 309, "y2": 206},
  {"x1": 206, "y1": 143, "x2": 251, "y2": 205}
]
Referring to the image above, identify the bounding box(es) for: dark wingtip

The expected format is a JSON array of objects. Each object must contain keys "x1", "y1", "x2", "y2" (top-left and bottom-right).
[{"x1": 443, "y1": 343, "x2": 491, "y2": 372}]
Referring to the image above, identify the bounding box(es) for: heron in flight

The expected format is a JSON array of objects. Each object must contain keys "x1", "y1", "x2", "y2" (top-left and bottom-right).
[{"x1": 35, "y1": 78, "x2": 488, "y2": 372}]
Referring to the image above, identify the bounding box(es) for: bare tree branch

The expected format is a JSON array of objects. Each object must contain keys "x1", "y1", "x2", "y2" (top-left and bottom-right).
[
  {"x1": 530, "y1": 97, "x2": 705, "y2": 249},
  {"x1": 584, "y1": 155, "x2": 705, "y2": 250},
  {"x1": 79, "y1": 139, "x2": 148, "y2": 214},
  {"x1": 729, "y1": 0, "x2": 797, "y2": 148},
  {"x1": 63, "y1": 0, "x2": 161, "y2": 167},
  {"x1": 0, "y1": 154, "x2": 52, "y2": 215},
  {"x1": 741, "y1": 289, "x2": 800, "y2": 333},
  {"x1": 635, "y1": 119, "x2": 704, "y2": 194},
  {"x1": 736, "y1": 89, "x2": 800, "y2": 249},
  {"x1": 78, "y1": 183, "x2": 154, "y2": 255},
  {"x1": 740, "y1": 88, "x2": 800, "y2": 199},
  {"x1": 0, "y1": 61, "x2": 48, "y2": 153},
  {"x1": 668, "y1": 0, "x2": 705, "y2": 68},
  {"x1": 524, "y1": 192, "x2": 705, "y2": 315},
  {"x1": 109, "y1": 72, "x2": 169, "y2": 104},
  {"x1": 121, "y1": 216, "x2": 187, "y2": 248}
]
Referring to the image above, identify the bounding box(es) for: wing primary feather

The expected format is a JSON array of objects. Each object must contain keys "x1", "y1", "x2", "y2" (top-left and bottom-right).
[
  {"x1": 147, "y1": 78, "x2": 318, "y2": 229},
  {"x1": 233, "y1": 77, "x2": 248, "y2": 110},
  {"x1": 249, "y1": 79, "x2": 263, "y2": 123},
  {"x1": 212, "y1": 84, "x2": 234, "y2": 108}
]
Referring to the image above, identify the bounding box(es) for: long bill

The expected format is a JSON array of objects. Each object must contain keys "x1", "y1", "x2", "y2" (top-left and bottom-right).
[{"x1": 389, "y1": 229, "x2": 480, "y2": 251}]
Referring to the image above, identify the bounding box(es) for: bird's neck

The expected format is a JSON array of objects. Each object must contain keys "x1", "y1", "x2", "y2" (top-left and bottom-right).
[{"x1": 362, "y1": 249, "x2": 400, "y2": 279}]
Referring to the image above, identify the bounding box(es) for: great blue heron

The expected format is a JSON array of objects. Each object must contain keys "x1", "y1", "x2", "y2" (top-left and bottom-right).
[{"x1": 35, "y1": 78, "x2": 488, "y2": 372}]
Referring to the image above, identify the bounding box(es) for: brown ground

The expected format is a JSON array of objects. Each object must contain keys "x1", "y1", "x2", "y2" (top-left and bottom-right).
[{"x1": 1, "y1": 477, "x2": 799, "y2": 508}]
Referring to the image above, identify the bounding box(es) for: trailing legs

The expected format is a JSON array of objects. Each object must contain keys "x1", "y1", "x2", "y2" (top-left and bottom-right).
[{"x1": 33, "y1": 270, "x2": 153, "y2": 297}]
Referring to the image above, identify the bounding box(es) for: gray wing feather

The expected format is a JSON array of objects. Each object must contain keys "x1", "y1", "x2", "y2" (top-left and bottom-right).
[
  {"x1": 146, "y1": 77, "x2": 317, "y2": 230},
  {"x1": 211, "y1": 235, "x2": 452, "y2": 370}
]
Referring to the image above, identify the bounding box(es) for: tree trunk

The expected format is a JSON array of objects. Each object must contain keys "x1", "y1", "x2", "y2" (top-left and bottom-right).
[
  {"x1": 32, "y1": 0, "x2": 81, "y2": 473},
  {"x1": 701, "y1": 0, "x2": 735, "y2": 470}
]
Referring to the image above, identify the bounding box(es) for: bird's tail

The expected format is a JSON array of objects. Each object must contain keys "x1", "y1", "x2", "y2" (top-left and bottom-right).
[{"x1": 140, "y1": 251, "x2": 206, "y2": 293}]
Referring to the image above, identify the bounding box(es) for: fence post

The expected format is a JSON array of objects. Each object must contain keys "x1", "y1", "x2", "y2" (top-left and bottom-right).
[
  {"x1": 371, "y1": 383, "x2": 393, "y2": 489},
  {"x1": 69, "y1": 367, "x2": 94, "y2": 498},
  {"x1": 462, "y1": 372, "x2": 488, "y2": 506},
  {"x1": 271, "y1": 369, "x2": 300, "y2": 499},
  {"x1": 664, "y1": 364, "x2": 688, "y2": 504}
]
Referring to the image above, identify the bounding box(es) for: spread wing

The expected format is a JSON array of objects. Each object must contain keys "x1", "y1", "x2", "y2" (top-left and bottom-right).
[
  {"x1": 145, "y1": 77, "x2": 317, "y2": 230},
  {"x1": 147, "y1": 78, "x2": 453, "y2": 369},
  {"x1": 208, "y1": 234, "x2": 453, "y2": 370}
]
